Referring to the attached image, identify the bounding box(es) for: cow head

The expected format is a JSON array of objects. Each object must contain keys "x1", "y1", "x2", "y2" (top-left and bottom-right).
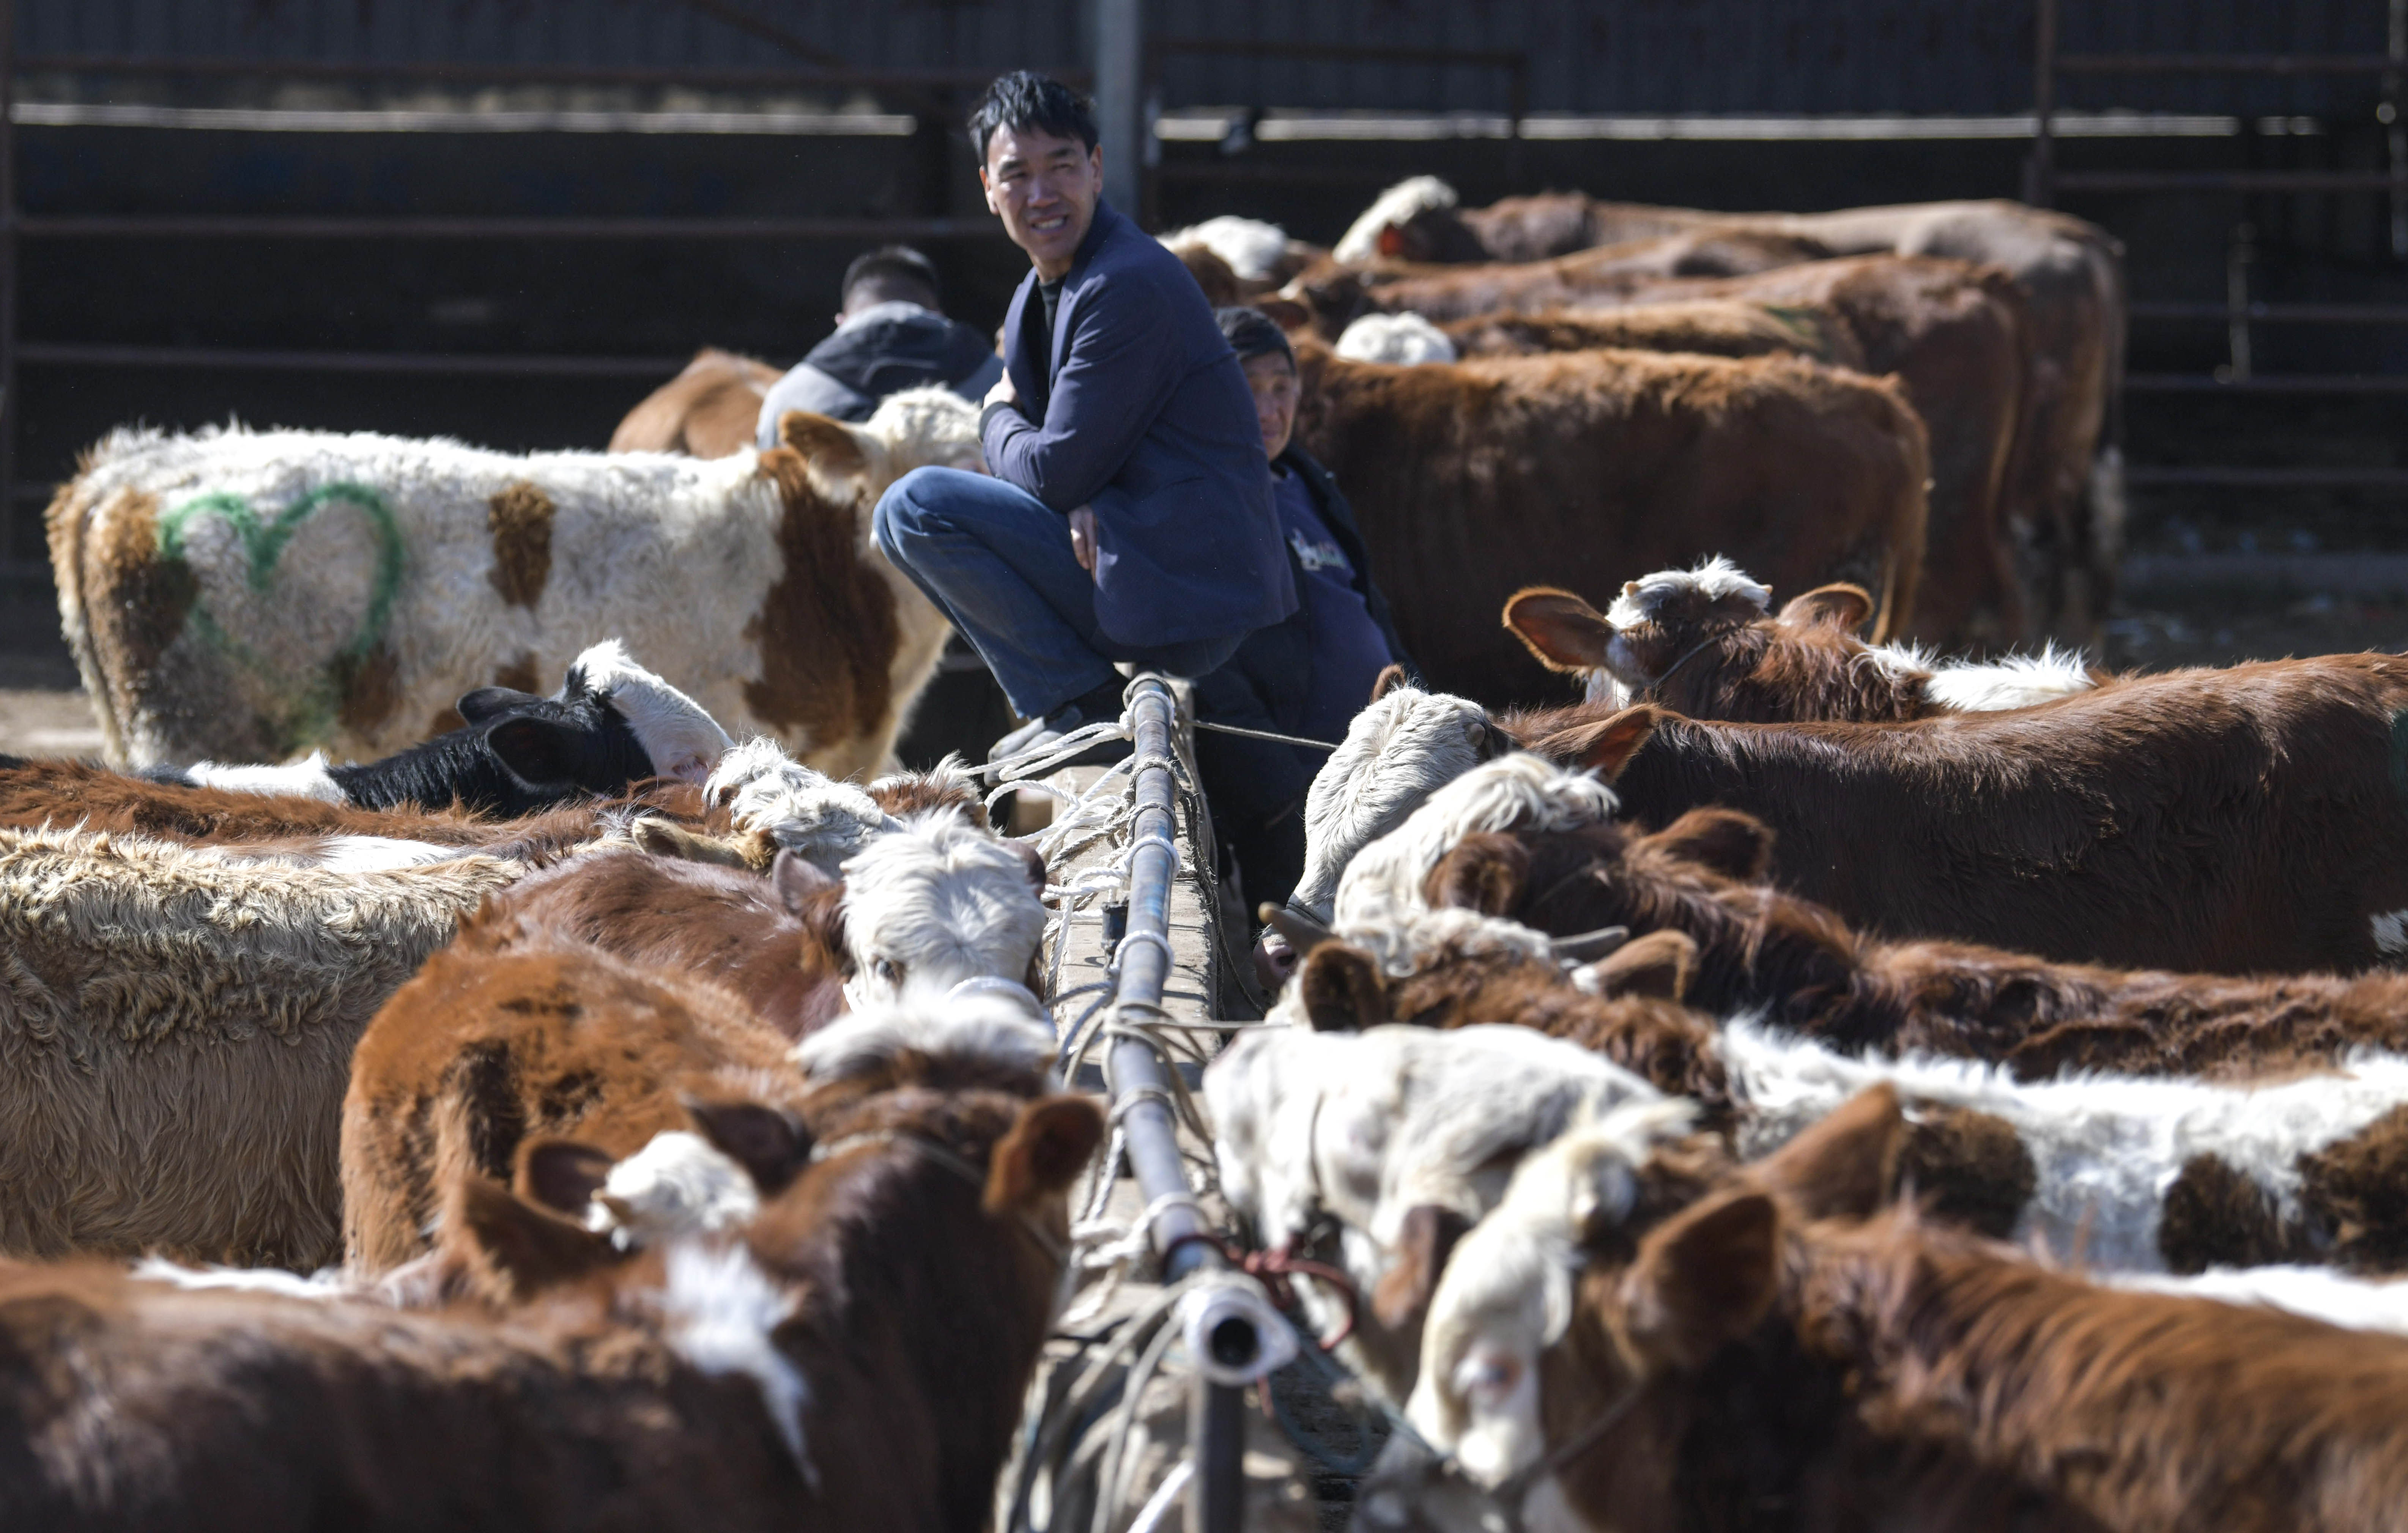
[
  {"x1": 830, "y1": 815, "x2": 1050, "y2": 1013},
  {"x1": 456, "y1": 639, "x2": 734, "y2": 792},
  {"x1": 1204, "y1": 1022, "x2": 1669, "y2": 1407},
  {"x1": 1504, "y1": 560, "x2": 1781, "y2": 712},
  {"x1": 1333, "y1": 175, "x2": 1478, "y2": 266}
]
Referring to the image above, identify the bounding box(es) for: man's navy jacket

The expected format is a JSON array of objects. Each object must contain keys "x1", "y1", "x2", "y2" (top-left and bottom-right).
[{"x1": 981, "y1": 198, "x2": 1295, "y2": 649}]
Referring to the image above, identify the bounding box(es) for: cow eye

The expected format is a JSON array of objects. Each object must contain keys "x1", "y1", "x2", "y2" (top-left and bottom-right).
[
  {"x1": 873, "y1": 958, "x2": 902, "y2": 987},
  {"x1": 1455, "y1": 1350, "x2": 1521, "y2": 1409}
]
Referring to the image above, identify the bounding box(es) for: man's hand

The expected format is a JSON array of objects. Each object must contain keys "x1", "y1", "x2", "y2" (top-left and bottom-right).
[
  {"x1": 1069, "y1": 506, "x2": 1098, "y2": 576},
  {"x1": 985, "y1": 370, "x2": 1019, "y2": 411}
]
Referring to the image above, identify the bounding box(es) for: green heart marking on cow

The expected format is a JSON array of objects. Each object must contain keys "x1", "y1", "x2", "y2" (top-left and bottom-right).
[{"x1": 156, "y1": 482, "x2": 407, "y2": 748}]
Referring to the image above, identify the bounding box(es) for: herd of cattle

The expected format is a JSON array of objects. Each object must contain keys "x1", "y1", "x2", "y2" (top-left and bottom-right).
[{"x1": 4, "y1": 175, "x2": 2405, "y2": 1532}]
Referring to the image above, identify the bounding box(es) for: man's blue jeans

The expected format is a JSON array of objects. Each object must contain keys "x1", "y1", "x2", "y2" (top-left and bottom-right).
[{"x1": 874, "y1": 466, "x2": 1245, "y2": 720}]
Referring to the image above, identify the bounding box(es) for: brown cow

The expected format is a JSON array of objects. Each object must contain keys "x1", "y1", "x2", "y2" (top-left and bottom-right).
[
  {"x1": 1440, "y1": 299, "x2": 1867, "y2": 368},
  {"x1": 1369, "y1": 1091, "x2": 2408, "y2": 1533},
  {"x1": 1329, "y1": 182, "x2": 2127, "y2": 641},
  {"x1": 0, "y1": 1036, "x2": 1102, "y2": 1533},
  {"x1": 1299, "y1": 253, "x2": 2028, "y2": 644},
  {"x1": 1484, "y1": 655, "x2": 2408, "y2": 974},
  {"x1": 608, "y1": 346, "x2": 781, "y2": 457},
  {"x1": 1502, "y1": 562, "x2": 2098, "y2": 722},
  {"x1": 1289, "y1": 338, "x2": 1929, "y2": 702}
]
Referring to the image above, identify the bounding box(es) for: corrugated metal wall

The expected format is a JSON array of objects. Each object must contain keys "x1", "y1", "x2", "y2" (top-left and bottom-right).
[{"x1": 15, "y1": 2, "x2": 2394, "y2": 120}]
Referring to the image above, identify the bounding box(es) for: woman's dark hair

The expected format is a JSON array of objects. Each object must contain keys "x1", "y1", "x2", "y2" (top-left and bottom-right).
[
  {"x1": 1215, "y1": 306, "x2": 1296, "y2": 370},
  {"x1": 968, "y1": 72, "x2": 1100, "y2": 164}
]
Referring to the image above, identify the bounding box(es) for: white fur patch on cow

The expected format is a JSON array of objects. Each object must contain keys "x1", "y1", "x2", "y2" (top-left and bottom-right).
[
  {"x1": 2371, "y1": 910, "x2": 2408, "y2": 960},
  {"x1": 1721, "y1": 1023, "x2": 2408, "y2": 1272},
  {"x1": 1602, "y1": 557, "x2": 1773, "y2": 631},
  {"x1": 792, "y1": 987, "x2": 1055, "y2": 1083},
  {"x1": 657, "y1": 1240, "x2": 813, "y2": 1476},
  {"x1": 1921, "y1": 643, "x2": 2097, "y2": 713},
  {"x1": 1206, "y1": 1024, "x2": 1662, "y2": 1284},
  {"x1": 1335, "y1": 312, "x2": 1460, "y2": 365},
  {"x1": 181, "y1": 750, "x2": 347, "y2": 803},
  {"x1": 1332, "y1": 755, "x2": 1618, "y2": 958},
  {"x1": 1403, "y1": 1100, "x2": 1698, "y2": 1484},
  {"x1": 836, "y1": 813, "x2": 1047, "y2": 1009},
  {"x1": 130, "y1": 1257, "x2": 357, "y2": 1300},
  {"x1": 862, "y1": 384, "x2": 986, "y2": 475},
  {"x1": 2111, "y1": 1265, "x2": 2408, "y2": 1336},
  {"x1": 1334, "y1": 175, "x2": 1459, "y2": 265},
  {"x1": 1853, "y1": 639, "x2": 1937, "y2": 688},
  {"x1": 1290, "y1": 687, "x2": 1500, "y2": 925},
  {"x1": 570, "y1": 638, "x2": 736, "y2": 784},
  {"x1": 588, "y1": 1130, "x2": 761, "y2": 1250},
  {"x1": 707, "y1": 737, "x2": 901, "y2": 876},
  {"x1": 1158, "y1": 216, "x2": 1292, "y2": 282}
]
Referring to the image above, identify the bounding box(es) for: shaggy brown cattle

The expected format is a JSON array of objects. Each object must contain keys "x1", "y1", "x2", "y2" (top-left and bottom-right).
[
  {"x1": 1502, "y1": 562, "x2": 2098, "y2": 722},
  {"x1": 1328, "y1": 187, "x2": 2126, "y2": 640},
  {"x1": 340, "y1": 921, "x2": 808, "y2": 1274},
  {"x1": 1490, "y1": 653, "x2": 2408, "y2": 974},
  {"x1": 1440, "y1": 300, "x2": 1867, "y2": 368},
  {"x1": 0, "y1": 825, "x2": 522, "y2": 1269},
  {"x1": 473, "y1": 846, "x2": 849, "y2": 1040},
  {"x1": 0, "y1": 1035, "x2": 1102, "y2": 1533},
  {"x1": 608, "y1": 346, "x2": 782, "y2": 457},
  {"x1": 1289, "y1": 339, "x2": 1929, "y2": 702},
  {"x1": 1300, "y1": 254, "x2": 2028, "y2": 644},
  {"x1": 1371, "y1": 1091, "x2": 2408, "y2": 1533}
]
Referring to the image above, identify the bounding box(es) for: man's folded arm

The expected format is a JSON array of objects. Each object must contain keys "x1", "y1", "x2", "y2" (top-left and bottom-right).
[{"x1": 981, "y1": 275, "x2": 1184, "y2": 513}]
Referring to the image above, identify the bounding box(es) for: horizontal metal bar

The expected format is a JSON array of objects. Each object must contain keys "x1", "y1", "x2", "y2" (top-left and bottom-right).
[
  {"x1": 1154, "y1": 162, "x2": 1399, "y2": 187},
  {"x1": 14, "y1": 52, "x2": 1081, "y2": 93},
  {"x1": 1150, "y1": 36, "x2": 1522, "y2": 70},
  {"x1": 16, "y1": 342, "x2": 689, "y2": 377},
  {"x1": 2122, "y1": 552, "x2": 2408, "y2": 592},
  {"x1": 2131, "y1": 301, "x2": 2408, "y2": 323},
  {"x1": 11, "y1": 102, "x2": 918, "y2": 136},
  {"x1": 2056, "y1": 52, "x2": 2403, "y2": 75},
  {"x1": 2054, "y1": 170, "x2": 2406, "y2": 192},
  {"x1": 14, "y1": 214, "x2": 1004, "y2": 241},
  {"x1": 2126, "y1": 372, "x2": 2408, "y2": 393},
  {"x1": 2122, "y1": 466, "x2": 2408, "y2": 487}
]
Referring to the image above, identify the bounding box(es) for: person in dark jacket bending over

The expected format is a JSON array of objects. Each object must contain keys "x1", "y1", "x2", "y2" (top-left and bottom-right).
[
  {"x1": 1192, "y1": 307, "x2": 1415, "y2": 913},
  {"x1": 754, "y1": 244, "x2": 1004, "y2": 439},
  {"x1": 874, "y1": 72, "x2": 1295, "y2": 765}
]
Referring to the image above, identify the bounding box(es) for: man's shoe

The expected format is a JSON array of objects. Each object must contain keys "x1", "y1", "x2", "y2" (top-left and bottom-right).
[{"x1": 992, "y1": 683, "x2": 1134, "y2": 776}]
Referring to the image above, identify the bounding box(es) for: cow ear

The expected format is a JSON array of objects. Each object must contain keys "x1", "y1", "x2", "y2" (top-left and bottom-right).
[
  {"x1": 1503, "y1": 587, "x2": 1617, "y2": 674},
  {"x1": 1299, "y1": 943, "x2": 1387, "y2": 1032},
  {"x1": 1370, "y1": 1204, "x2": 1473, "y2": 1332},
  {"x1": 1538, "y1": 707, "x2": 1658, "y2": 778},
  {"x1": 683, "y1": 1097, "x2": 815, "y2": 1197},
  {"x1": 1778, "y1": 584, "x2": 1874, "y2": 633},
  {"x1": 1375, "y1": 223, "x2": 1408, "y2": 260},
  {"x1": 455, "y1": 685, "x2": 534, "y2": 727},
  {"x1": 986, "y1": 1095, "x2": 1106, "y2": 1213},
  {"x1": 633, "y1": 818, "x2": 753, "y2": 869},
  {"x1": 484, "y1": 715, "x2": 582, "y2": 785},
  {"x1": 1255, "y1": 296, "x2": 1313, "y2": 333},
  {"x1": 1369, "y1": 663, "x2": 1409, "y2": 705},
  {"x1": 1754, "y1": 1083, "x2": 1905, "y2": 1222},
  {"x1": 515, "y1": 1138, "x2": 615, "y2": 1218},
  {"x1": 1623, "y1": 1190, "x2": 1780, "y2": 1371},
  {"x1": 1010, "y1": 838, "x2": 1050, "y2": 896},
  {"x1": 1427, "y1": 832, "x2": 1529, "y2": 916},
  {"x1": 772, "y1": 848, "x2": 837, "y2": 911},
  {"x1": 1639, "y1": 808, "x2": 1772, "y2": 882},
  {"x1": 777, "y1": 411, "x2": 872, "y2": 478},
  {"x1": 1580, "y1": 929, "x2": 1698, "y2": 1002},
  {"x1": 449, "y1": 1174, "x2": 617, "y2": 1300}
]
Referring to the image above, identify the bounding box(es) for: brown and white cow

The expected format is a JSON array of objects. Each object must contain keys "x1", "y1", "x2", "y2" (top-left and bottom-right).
[
  {"x1": 1502, "y1": 560, "x2": 2098, "y2": 722},
  {"x1": 1370, "y1": 1091, "x2": 2408, "y2": 1533},
  {"x1": 50, "y1": 390, "x2": 978, "y2": 780},
  {"x1": 0, "y1": 1012, "x2": 1102, "y2": 1533},
  {"x1": 1289, "y1": 338, "x2": 1930, "y2": 702},
  {"x1": 608, "y1": 346, "x2": 784, "y2": 458}
]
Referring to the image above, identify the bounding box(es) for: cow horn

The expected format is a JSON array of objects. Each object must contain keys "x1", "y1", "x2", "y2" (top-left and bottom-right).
[
  {"x1": 1548, "y1": 927, "x2": 1631, "y2": 965},
  {"x1": 1259, "y1": 902, "x2": 1336, "y2": 954}
]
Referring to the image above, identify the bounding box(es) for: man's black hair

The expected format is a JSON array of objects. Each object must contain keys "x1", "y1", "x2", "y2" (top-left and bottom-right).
[
  {"x1": 841, "y1": 245, "x2": 942, "y2": 310},
  {"x1": 968, "y1": 71, "x2": 1100, "y2": 165},
  {"x1": 1215, "y1": 305, "x2": 1295, "y2": 370}
]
